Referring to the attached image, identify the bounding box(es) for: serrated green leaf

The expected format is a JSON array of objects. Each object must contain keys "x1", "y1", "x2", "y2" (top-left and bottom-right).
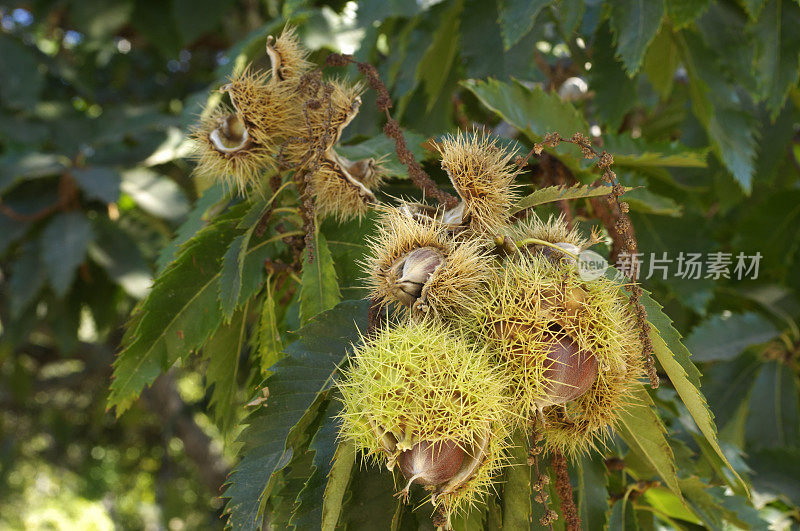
[
  {"x1": 592, "y1": 22, "x2": 637, "y2": 130},
  {"x1": 744, "y1": 360, "x2": 800, "y2": 449},
  {"x1": 497, "y1": 0, "x2": 549, "y2": 49},
  {"x1": 643, "y1": 28, "x2": 679, "y2": 99},
  {"x1": 622, "y1": 188, "x2": 682, "y2": 217},
  {"x1": 202, "y1": 304, "x2": 247, "y2": 435},
  {"x1": 576, "y1": 453, "x2": 609, "y2": 531},
  {"x1": 513, "y1": 184, "x2": 619, "y2": 213},
  {"x1": 609, "y1": 0, "x2": 666, "y2": 75},
  {"x1": 605, "y1": 134, "x2": 709, "y2": 169},
  {"x1": 223, "y1": 300, "x2": 369, "y2": 530},
  {"x1": 156, "y1": 182, "x2": 229, "y2": 273},
  {"x1": 462, "y1": 78, "x2": 590, "y2": 171},
  {"x1": 292, "y1": 399, "x2": 349, "y2": 529},
  {"x1": 219, "y1": 200, "x2": 269, "y2": 321},
  {"x1": 638, "y1": 291, "x2": 702, "y2": 388},
  {"x1": 451, "y1": 503, "x2": 487, "y2": 531},
  {"x1": 338, "y1": 462, "x2": 399, "y2": 530},
  {"x1": 300, "y1": 228, "x2": 341, "y2": 324},
  {"x1": 678, "y1": 476, "x2": 724, "y2": 528},
  {"x1": 40, "y1": 212, "x2": 94, "y2": 297},
  {"x1": 677, "y1": 32, "x2": 759, "y2": 193},
  {"x1": 752, "y1": 0, "x2": 800, "y2": 119},
  {"x1": 108, "y1": 210, "x2": 242, "y2": 415},
  {"x1": 685, "y1": 312, "x2": 779, "y2": 362},
  {"x1": 502, "y1": 431, "x2": 531, "y2": 530},
  {"x1": 256, "y1": 277, "x2": 283, "y2": 378},
  {"x1": 666, "y1": 0, "x2": 711, "y2": 28},
  {"x1": 641, "y1": 294, "x2": 748, "y2": 494},
  {"x1": 417, "y1": 0, "x2": 463, "y2": 112},
  {"x1": 617, "y1": 385, "x2": 682, "y2": 500},
  {"x1": 321, "y1": 212, "x2": 377, "y2": 300},
  {"x1": 321, "y1": 439, "x2": 356, "y2": 531}
]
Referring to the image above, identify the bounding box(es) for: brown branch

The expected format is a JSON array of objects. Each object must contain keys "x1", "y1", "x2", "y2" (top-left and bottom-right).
[
  {"x1": 551, "y1": 449, "x2": 580, "y2": 531},
  {"x1": 325, "y1": 53, "x2": 459, "y2": 209}
]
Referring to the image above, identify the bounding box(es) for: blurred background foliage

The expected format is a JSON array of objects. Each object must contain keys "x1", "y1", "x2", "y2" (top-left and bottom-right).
[{"x1": 0, "y1": 0, "x2": 799, "y2": 529}]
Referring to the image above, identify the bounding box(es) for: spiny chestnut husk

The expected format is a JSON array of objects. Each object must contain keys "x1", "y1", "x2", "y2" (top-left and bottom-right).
[
  {"x1": 191, "y1": 25, "x2": 388, "y2": 211},
  {"x1": 265, "y1": 26, "x2": 312, "y2": 82},
  {"x1": 504, "y1": 213, "x2": 597, "y2": 264},
  {"x1": 337, "y1": 321, "x2": 511, "y2": 523},
  {"x1": 477, "y1": 250, "x2": 643, "y2": 455},
  {"x1": 437, "y1": 130, "x2": 521, "y2": 235},
  {"x1": 308, "y1": 153, "x2": 384, "y2": 221},
  {"x1": 362, "y1": 206, "x2": 493, "y2": 321},
  {"x1": 190, "y1": 107, "x2": 274, "y2": 193}
]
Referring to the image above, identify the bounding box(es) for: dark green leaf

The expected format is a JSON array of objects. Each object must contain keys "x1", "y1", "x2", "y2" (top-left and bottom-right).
[
  {"x1": 703, "y1": 351, "x2": 762, "y2": 430},
  {"x1": 223, "y1": 300, "x2": 369, "y2": 530},
  {"x1": 202, "y1": 305, "x2": 247, "y2": 434},
  {"x1": 462, "y1": 78, "x2": 590, "y2": 169},
  {"x1": 0, "y1": 153, "x2": 68, "y2": 194},
  {"x1": 0, "y1": 35, "x2": 45, "y2": 110},
  {"x1": 497, "y1": 0, "x2": 549, "y2": 49},
  {"x1": 747, "y1": 447, "x2": 800, "y2": 507},
  {"x1": 292, "y1": 400, "x2": 347, "y2": 529},
  {"x1": 172, "y1": 0, "x2": 234, "y2": 44},
  {"x1": 677, "y1": 32, "x2": 759, "y2": 193},
  {"x1": 685, "y1": 312, "x2": 779, "y2": 362},
  {"x1": 156, "y1": 183, "x2": 229, "y2": 272},
  {"x1": 108, "y1": 211, "x2": 243, "y2": 415},
  {"x1": 300, "y1": 229, "x2": 341, "y2": 324},
  {"x1": 338, "y1": 462, "x2": 399, "y2": 530},
  {"x1": 622, "y1": 188, "x2": 682, "y2": 217},
  {"x1": 39, "y1": 212, "x2": 93, "y2": 297},
  {"x1": 417, "y1": 0, "x2": 463, "y2": 112},
  {"x1": 8, "y1": 241, "x2": 46, "y2": 317},
  {"x1": 744, "y1": 360, "x2": 800, "y2": 449},
  {"x1": 643, "y1": 28, "x2": 679, "y2": 99},
  {"x1": 72, "y1": 167, "x2": 121, "y2": 203},
  {"x1": 256, "y1": 278, "x2": 284, "y2": 378},
  {"x1": 741, "y1": 0, "x2": 767, "y2": 19},
  {"x1": 608, "y1": 493, "x2": 639, "y2": 530},
  {"x1": 576, "y1": 453, "x2": 609, "y2": 531},
  {"x1": 321, "y1": 213, "x2": 377, "y2": 300},
  {"x1": 591, "y1": 22, "x2": 637, "y2": 130},
  {"x1": 320, "y1": 440, "x2": 356, "y2": 530},
  {"x1": 752, "y1": 0, "x2": 800, "y2": 118},
  {"x1": 609, "y1": 0, "x2": 666, "y2": 75},
  {"x1": 617, "y1": 385, "x2": 682, "y2": 499},
  {"x1": 666, "y1": 0, "x2": 711, "y2": 29}
]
